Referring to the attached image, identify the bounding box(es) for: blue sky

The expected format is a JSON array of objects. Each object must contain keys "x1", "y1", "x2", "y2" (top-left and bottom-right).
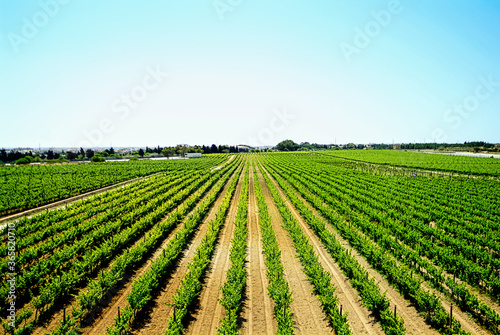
[{"x1": 1, "y1": 0, "x2": 499, "y2": 148}]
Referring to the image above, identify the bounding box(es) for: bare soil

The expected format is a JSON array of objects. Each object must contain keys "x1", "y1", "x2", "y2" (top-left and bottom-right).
[
  {"x1": 240, "y1": 165, "x2": 278, "y2": 334},
  {"x1": 184, "y1": 165, "x2": 246, "y2": 334},
  {"x1": 256, "y1": 167, "x2": 334, "y2": 334}
]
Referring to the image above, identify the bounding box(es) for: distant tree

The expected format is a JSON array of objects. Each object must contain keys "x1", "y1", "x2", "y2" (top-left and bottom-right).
[
  {"x1": 222, "y1": 149, "x2": 230, "y2": 153},
  {"x1": 86, "y1": 149, "x2": 94, "y2": 159},
  {"x1": 210, "y1": 144, "x2": 218, "y2": 153},
  {"x1": 47, "y1": 150, "x2": 55, "y2": 160},
  {"x1": 91, "y1": 156, "x2": 105, "y2": 162},
  {"x1": 276, "y1": 140, "x2": 299, "y2": 152},
  {"x1": 161, "y1": 147, "x2": 175, "y2": 158},
  {"x1": 138, "y1": 148, "x2": 145, "y2": 157},
  {"x1": 0, "y1": 149, "x2": 7, "y2": 162},
  {"x1": 79, "y1": 147, "x2": 85, "y2": 158},
  {"x1": 66, "y1": 151, "x2": 78, "y2": 160},
  {"x1": 175, "y1": 144, "x2": 189, "y2": 156}
]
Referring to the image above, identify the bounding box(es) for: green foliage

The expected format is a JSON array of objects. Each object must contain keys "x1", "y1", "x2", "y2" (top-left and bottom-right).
[
  {"x1": 15, "y1": 157, "x2": 30, "y2": 165},
  {"x1": 217, "y1": 168, "x2": 249, "y2": 334},
  {"x1": 251, "y1": 161, "x2": 294, "y2": 334},
  {"x1": 275, "y1": 139, "x2": 299, "y2": 152},
  {"x1": 91, "y1": 156, "x2": 105, "y2": 162}
]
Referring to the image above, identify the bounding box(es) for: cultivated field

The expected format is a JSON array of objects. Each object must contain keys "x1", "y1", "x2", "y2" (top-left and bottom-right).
[{"x1": 2, "y1": 151, "x2": 500, "y2": 334}]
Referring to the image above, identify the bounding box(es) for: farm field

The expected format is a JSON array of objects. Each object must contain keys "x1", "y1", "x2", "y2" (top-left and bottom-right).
[
  {"x1": 2, "y1": 151, "x2": 500, "y2": 335},
  {"x1": 0, "y1": 155, "x2": 228, "y2": 217}
]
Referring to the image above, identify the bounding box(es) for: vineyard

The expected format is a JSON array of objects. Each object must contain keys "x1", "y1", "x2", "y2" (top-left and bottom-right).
[{"x1": 1, "y1": 151, "x2": 500, "y2": 335}]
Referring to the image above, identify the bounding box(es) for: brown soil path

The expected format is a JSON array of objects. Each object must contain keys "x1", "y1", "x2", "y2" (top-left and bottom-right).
[
  {"x1": 240, "y1": 164, "x2": 277, "y2": 335},
  {"x1": 256, "y1": 166, "x2": 333, "y2": 334},
  {"x1": 127, "y1": 166, "x2": 241, "y2": 335},
  {"x1": 260, "y1": 163, "x2": 436, "y2": 335},
  {"x1": 185, "y1": 164, "x2": 246, "y2": 334},
  {"x1": 211, "y1": 154, "x2": 235, "y2": 171}
]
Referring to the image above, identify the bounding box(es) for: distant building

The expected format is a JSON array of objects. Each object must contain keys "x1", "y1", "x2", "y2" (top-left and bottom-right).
[{"x1": 185, "y1": 153, "x2": 202, "y2": 158}]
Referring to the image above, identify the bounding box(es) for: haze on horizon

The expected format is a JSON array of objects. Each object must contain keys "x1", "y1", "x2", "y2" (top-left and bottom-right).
[{"x1": 1, "y1": 1, "x2": 499, "y2": 148}]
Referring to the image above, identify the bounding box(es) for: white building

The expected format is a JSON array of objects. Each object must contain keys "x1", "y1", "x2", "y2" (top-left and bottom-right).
[{"x1": 185, "y1": 153, "x2": 202, "y2": 158}]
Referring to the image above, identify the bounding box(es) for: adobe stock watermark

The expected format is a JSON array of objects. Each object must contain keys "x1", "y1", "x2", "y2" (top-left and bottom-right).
[
  {"x1": 340, "y1": 0, "x2": 402, "y2": 63},
  {"x1": 429, "y1": 74, "x2": 499, "y2": 143},
  {"x1": 213, "y1": 0, "x2": 243, "y2": 20},
  {"x1": 247, "y1": 107, "x2": 296, "y2": 147},
  {"x1": 6, "y1": 222, "x2": 16, "y2": 329},
  {"x1": 7, "y1": 0, "x2": 71, "y2": 53},
  {"x1": 78, "y1": 65, "x2": 168, "y2": 148}
]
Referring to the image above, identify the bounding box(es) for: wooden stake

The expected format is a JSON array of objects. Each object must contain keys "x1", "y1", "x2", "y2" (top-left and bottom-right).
[
  {"x1": 63, "y1": 308, "x2": 66, "y2": 322},
  {"x1": 449, "y1": 304, "x2": 453, "y2": 327},
  {"x1": 118, "y1": 306, "x2": 121, "y2": 320},
  {"x1": 394, "y1": 305, "x2": 397, "y2": 318},
  {"x1": 340, "y1": 305, "x2": 343, "y2": 317}
]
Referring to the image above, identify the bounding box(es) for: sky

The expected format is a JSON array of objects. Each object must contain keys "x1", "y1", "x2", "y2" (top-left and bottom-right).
[{"x1": 1, "y1": 0, "x2": 499, "y2": 148}]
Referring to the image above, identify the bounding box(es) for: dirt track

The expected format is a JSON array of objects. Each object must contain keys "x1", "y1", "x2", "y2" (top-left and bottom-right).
[
  {"x1": 240, "y1": 164, "x2": 277, "y2": 334},
  {"x1": 185, "y1": 165, "x2": 246, "y2": 334}
]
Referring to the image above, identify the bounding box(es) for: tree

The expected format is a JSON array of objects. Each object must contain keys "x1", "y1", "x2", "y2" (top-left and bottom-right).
[
  {"x1": 47, "y1": 150, "x2": 55, "y2": 160},
  {"x1": 138, "y1": 148, "x2": 145, "y2": 157},
  {"x1": 0, "y1": 149, "x2": 7, "y2": 162},
  {"x1": 276, "y1": 140, "x2": 299, "y2": 151},
  {"x1": 210, "y1": 144, "x2": 218, "y2": 153},
  {"x1": 66, "y1": 151, "x2": 78, "y2": 160},
  {"x1": 86, "y1": 149, "x2": 95, "y2": 159},
  {"x1": 175, "y1": 144, "x2": 189, "y2": 156},
  {"x1": 79, "y1": 147, "x2": 85, "y2": 158},
  {"x1": 161, "y1": 147, "x2": 175, "y2": 158}
]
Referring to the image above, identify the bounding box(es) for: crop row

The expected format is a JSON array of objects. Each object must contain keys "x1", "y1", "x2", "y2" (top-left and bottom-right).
[
  {"x1": 217, "y1": 166, "x2": 249, "y2": 334},
  {"x1": 251, "y1": 162, "x2": 294, "y2": 334}
]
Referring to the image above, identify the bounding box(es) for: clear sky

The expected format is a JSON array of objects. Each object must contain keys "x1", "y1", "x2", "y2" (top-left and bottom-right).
[{"x1": 1, "y1": 0, "x2": 499, "y2": 148}]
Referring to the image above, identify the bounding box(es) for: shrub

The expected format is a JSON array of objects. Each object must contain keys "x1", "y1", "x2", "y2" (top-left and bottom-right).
[
  {"x1": 91, "y1": 156, "x2": 106, "y2": 163},
  {"x1": 15, "y1": 158, "x2": 30, "y2": 165}
]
